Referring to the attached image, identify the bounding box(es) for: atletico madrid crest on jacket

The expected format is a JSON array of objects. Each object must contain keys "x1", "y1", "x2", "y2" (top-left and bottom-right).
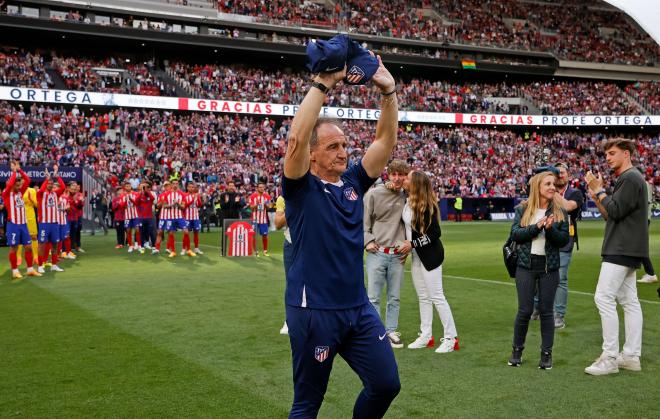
[
  {"x1": 315, "y1": 346, "x2": 330, "y2": 363},
  {"x1": 344, "y1": 187, "x2": 358, "y2": 201}
]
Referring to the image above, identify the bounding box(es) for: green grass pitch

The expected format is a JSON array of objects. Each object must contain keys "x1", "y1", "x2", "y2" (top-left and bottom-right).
[{"x1": 1, "y1": 221, "x2": 659, "y2": 418}]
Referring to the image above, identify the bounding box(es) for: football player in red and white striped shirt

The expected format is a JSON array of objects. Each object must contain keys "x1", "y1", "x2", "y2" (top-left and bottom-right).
[
  {"x1": 37, "y1": 165, "x2": 66, "y2": 273},
  {"x1": 155, "y1": 181, "x2": 187, "y2": 257},
  {"x1": 2, "y1": 161, "x2": 40, "y2": 278},
  {"x1": 248, "y1": 182, "x2": 272, "y2": 257},
  {"x1": 182, "y1": 182, "x2": 204, "y2": 256},
  {"x1": 121, "y1": 182, "x2": 143, "y2": 254},
  {"x1": 57, "y1": 191, "x2": 74, "y2": 260}
]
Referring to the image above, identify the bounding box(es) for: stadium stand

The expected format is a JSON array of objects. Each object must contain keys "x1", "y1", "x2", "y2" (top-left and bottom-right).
[
  {"x1": 2, "y1": 50, "x2": 647, "y2": 115},
  {"x1": 4, "y1": 0, "x2": 658, "y2": 65},
  {"x1": 2, "y1": 101, "x2": 657, "y2": 200}
]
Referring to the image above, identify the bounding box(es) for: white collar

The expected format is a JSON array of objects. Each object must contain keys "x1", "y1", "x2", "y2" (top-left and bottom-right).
[{"x1": 321, "y1": 179, "x2": 344, "y2": 188}]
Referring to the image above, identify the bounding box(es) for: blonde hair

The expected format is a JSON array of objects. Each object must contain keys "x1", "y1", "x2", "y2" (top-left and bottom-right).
[
  {"x1": 520, "y1": 171, "x2": 566, "y2": 227},
  {"x1": 408, "y1": 171, "x2": 440, "y2": 234}
]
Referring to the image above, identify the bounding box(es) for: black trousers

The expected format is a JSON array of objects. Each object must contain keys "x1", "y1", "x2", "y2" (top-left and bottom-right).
[
  {"x1": 513, "y1": 259, "x2": 559, "y2": 352},
  {"x1": 115, "y1": 220, "x2": 126, "y2": 246},
  {"x1": 68, "y1": 219, "x2": 82, "y2": 249}
]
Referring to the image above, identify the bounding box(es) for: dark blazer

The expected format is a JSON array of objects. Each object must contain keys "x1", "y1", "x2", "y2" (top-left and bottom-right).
[{"x1": 411, "y1": 215, "x2": 444, "y2": 271}]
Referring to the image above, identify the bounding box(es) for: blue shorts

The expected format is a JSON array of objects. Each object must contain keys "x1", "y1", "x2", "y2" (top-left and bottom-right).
[
  {"x1": 38, "y1": 223, "x2": 61, "y2": 244},
  {"x1": 253, "y1": 222, "x2": 269, "y2": 236},
  {"x1": 6, "y1": 222, "x2": 32, "y2": 246},
  {"x1": 158, "y1": 218, "x2": 187, "y2": 232},
  {"x1": 59, "y1": 223, "x2": 70, "y2": 241},
  {"x1": 124, "y1": 218, "x2": 142, "y2": 229},
  {"x1": 186, "y1": 219, "x2": 201, "y2": 232},
  {"x1": 286, "y1": 303, "x2": 400, "y2": 417}
]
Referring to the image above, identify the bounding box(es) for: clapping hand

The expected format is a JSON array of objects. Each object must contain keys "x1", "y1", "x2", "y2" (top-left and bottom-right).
[
  {"x1": 544, "y1": 215, "x2": 555, "y2": 230},
  {"x1": 536, "y1": 216, "x2": 548, "y2": 229},
  {"x1": 584, "y1": 171, "x2": 603, "y2": 195}
]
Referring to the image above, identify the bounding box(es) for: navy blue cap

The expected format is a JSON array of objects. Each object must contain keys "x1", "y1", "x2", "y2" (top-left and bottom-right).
[
  {"x1": 306, "y1": 34, "x2": 349, "y2": 73},
  {"x1": 345, "y1": 39, "x2": 379, "y2": 85}
]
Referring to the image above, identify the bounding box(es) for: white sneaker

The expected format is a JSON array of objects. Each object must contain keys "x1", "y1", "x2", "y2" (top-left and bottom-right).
[
  {"x1": 144, "y1": 243, "x2": 152, "y2": 250},
  {"x1": 76, "y1": 248, "x2": 85, "y2": 253},
  {"x1": 616, "y1": 353, "x2": 641, "y2": 371},
  {"x1": 151, "y1": 249, "x2": 160, "y2": 255},
  {"x1": 408, "y1": 334, "x2": 432, "y2": 349},
  {"x1": 279, "y1": 322, "x2": 289, "y2": 335},
  {"x1": 180, "y1": 250, "x2": 187, "y2": 256},
  {"x1": 387, "y1": 331, "x2": 404, "y2": 348},
  {"x1": 37, "y1": 266, "x2": 45, "y2": 274},
  {"x1": 585, "y1": 354, "x2": 619, "y2": 376},
  {"x1": 435, "y1": 337, "x2": 456, "y2": 353},
  {"x1": 50, "y1": 265, "x2": 64, "y2": 272},
  {"x1": 637, "y1": 274, "x2": 658, "y2": 283},
  {"x1": 127, "y1": 246, "x2": 134, "y2": 253},
  {"x1": 194, "y1": 248, "x2": 204, "y2": 255}
]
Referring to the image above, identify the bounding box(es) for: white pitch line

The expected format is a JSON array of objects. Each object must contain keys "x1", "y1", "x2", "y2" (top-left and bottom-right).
[
  {"x1": 444, "y1": 274, "x2": 660, "y2": 306},
  {"x1": 198, "y1": 244, "x2": 660, "y2": 306}
]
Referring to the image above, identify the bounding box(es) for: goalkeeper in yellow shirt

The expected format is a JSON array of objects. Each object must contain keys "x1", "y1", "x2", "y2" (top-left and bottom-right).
[{"x1": 17, "y1": 186, "x2": 40, "y2": 268}]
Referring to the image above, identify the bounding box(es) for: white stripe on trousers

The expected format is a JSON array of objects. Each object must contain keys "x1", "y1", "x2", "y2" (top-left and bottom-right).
[
  {"x1": 410, "y1": 253, "x2": 458, "y2": 339},
  {"x1": 595, "y1": 262, "x2": 643, "y2": 357}
]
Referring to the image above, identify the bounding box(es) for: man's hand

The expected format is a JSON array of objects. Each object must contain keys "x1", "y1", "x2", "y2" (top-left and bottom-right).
[
  {"x1": 371, "y1": 54, "x2": 395, "y2": 93},
  {"x1": 585, "y1": 171, "x2": 603, "y2": 194},
  {"x1": 10, "y1": 161, "x2": 19, "y2": 172},
  {"x1": 52, "y1": 164, "x2": 59, "y2": 176},
  {"x1": 314, "y1": 65, "x2": 347, "y2": 90},
  {"x1": 365, "y1": 241, "x2": 379, "y2": 253}
]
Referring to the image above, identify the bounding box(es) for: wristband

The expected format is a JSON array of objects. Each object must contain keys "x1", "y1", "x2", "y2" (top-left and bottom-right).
[
  {"x1": 596, "y1": 189, "x2": 606, "y2": 195},
  {"x1": 381, "y1": 88, "x2": 396, "y2": 96},
  {"x1": 311, "y1": 81, "x2": 329, "y2": 94}
]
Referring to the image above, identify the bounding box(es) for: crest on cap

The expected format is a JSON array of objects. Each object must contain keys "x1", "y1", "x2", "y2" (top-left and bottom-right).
[{"x1": 346, "y1": 65, "x2": 366, "y2": 84}]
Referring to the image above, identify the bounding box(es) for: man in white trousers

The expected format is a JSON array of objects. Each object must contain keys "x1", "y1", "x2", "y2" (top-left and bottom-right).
[{"x1": 584, "y1": 138, "x2": 648, "y2": 375}]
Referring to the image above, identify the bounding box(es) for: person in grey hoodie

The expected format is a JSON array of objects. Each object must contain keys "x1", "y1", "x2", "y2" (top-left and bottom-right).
[
  {"x1": 584, "y1": 138, "x2": 648, "y2": 376},
  {"x1": 364, "y1": 159, "x2": 410, "y2": 348}
]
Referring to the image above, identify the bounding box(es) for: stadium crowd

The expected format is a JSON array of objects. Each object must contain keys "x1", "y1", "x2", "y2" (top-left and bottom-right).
[
  {"x1": 1, "y1": 101, "x2": 658, "y2": 204},
  {"x1": 213, "y1": 0, "x2": 659, "y2": 65},
  {"x1": 165, "y1": 60, "x2": 650, "y2": 115},
  {"x1": 3, "y1": 48, "x2": 653, "y2": 115},
  {"x1": 6, "y1": 0, "x2": 658, "y2": 65}
]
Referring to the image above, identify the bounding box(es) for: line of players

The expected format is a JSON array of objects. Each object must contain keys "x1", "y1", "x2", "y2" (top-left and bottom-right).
[
  {"x1": 111, "y1": 180, "x2": 275, "y2": 257},
  {"x1": 4, "y1": 162, "x2": 84, "y2": 278},
  {"x1": 111, "y1": 180, "x2": 206, "y2": 258}
]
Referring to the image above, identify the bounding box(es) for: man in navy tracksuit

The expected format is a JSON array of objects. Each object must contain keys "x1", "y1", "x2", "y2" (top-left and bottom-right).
[{"x1": 283, "y1": 55, "x2": 400, "y2": 418}]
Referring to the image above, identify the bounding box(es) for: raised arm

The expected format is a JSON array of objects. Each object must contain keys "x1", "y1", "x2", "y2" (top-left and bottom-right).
[
  {"x1": 55, "y1": 177, "x2": 66, "y2": 196},
  {"x1": 361, "y1": 55, "x2": 397, "y2": 178},
  {"x1": 18, "y1": 167, "x2": 31, "y2": 195},
  {"x1": 3, "y1": 171, "x2": 16, "y2": 196},
  {"x1": 284, "y1": 69, "x2": 346, "y2": 180}
]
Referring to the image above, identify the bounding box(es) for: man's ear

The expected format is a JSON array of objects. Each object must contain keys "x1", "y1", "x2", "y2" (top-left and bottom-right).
[{"x1": 310, "y1": 149, "x2": 316, "y2": 163}]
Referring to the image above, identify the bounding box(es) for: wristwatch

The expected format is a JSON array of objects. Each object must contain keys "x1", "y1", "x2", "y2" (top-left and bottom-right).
[{"x1": 311, "y1": 81, "x2": 329, "y2": 94}]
